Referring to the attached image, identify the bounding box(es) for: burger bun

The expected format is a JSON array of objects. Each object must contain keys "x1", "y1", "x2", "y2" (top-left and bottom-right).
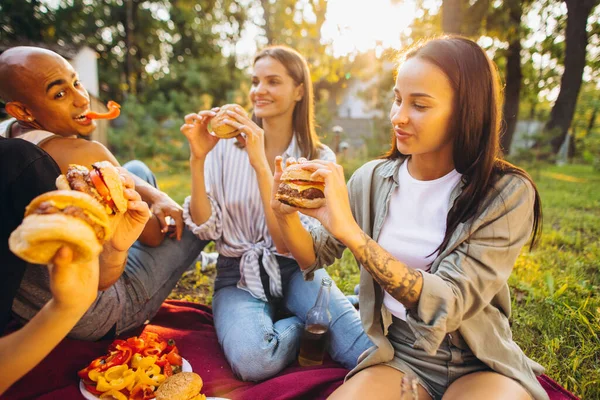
[
  {"x1": 92, "y1": 161, "x2": 128, "y2": 213},
  {"x1": 155, "y1": 372, "x2": 205, "y2": 400},
  {"x1": 9, "y1": 190, "x2": 109, "y2": 264},
  {"x1": 211, "y1": 104, "x2": 247, "y2": 139}
]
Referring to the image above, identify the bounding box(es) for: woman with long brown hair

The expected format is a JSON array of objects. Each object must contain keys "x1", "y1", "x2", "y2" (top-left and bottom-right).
[
  {"x1": 180, "y1": 45, "x2": 371, "y2": 381},
  {"x1": 272, "y1": 36, "x2": 548, "y2": 399}
]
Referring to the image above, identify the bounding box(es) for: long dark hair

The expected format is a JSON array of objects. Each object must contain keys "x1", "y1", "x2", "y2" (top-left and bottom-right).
[
  {"x1": 251, "y1": 45, "x2": 322, "y2": 159},
  {"x1": 384, "y1": 36, "x2": 542, "y2": 251}
]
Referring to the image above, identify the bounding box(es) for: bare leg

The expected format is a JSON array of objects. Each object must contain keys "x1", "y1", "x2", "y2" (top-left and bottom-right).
[
  {"x1": 443, "y1": 371, "x2": 532, "y2": 400},
  {"x1": 328, "y1": 365, "x2": 432, "y2": 400}
]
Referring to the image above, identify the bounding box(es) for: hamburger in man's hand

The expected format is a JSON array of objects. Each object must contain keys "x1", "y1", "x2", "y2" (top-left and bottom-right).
[
  {"x1": 56, "y1": 161, "x2": 127, "y2": 215},
  {"x1": 9, "y1": 190, "x2": 109, "y2": 264},
  {"x1": 275, "y1": 162, "x2": 325, "y2": 209},
  {"x1": 210, "y1": 104, "x2": 248, "y2": 139}
]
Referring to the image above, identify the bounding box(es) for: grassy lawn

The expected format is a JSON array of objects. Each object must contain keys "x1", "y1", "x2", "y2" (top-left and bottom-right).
[{"x1": 155, "y1": 161, "x2": 599, "y2": 399}]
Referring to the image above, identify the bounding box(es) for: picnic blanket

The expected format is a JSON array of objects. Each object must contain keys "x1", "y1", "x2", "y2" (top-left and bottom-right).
[{"x1": 3, "y1": 300, "x2": 579, "y2": 400}]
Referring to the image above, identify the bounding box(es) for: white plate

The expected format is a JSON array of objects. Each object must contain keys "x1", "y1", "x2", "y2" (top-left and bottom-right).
[{"x1": 79, "y1": 357, "x2": 192, "y2": 400}]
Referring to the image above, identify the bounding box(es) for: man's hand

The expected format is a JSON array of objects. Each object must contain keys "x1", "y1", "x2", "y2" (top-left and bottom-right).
[
  {"x1": 109, "y1": 169, "x2": 151, "y2": 251},
  {"x1": 149, "y1": 192, "x2": 184, "y2": 240},
  {"x1": 48, "y1": 247, "x2": 99, "y2": 312}
]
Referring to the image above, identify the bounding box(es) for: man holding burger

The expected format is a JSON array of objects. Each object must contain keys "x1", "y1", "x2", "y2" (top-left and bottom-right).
[{"x1": 0, "y1": 47, "x2": 209, "y2": 340}]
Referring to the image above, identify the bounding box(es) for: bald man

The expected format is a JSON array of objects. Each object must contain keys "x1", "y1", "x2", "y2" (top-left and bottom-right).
[{"x1": 0, "y1": 46, "x2": 208, "y2": 340}]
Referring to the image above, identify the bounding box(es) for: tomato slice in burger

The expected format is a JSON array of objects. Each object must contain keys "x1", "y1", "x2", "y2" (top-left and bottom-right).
[{"x1": 89, "y1": 169, "x2": 117, "y2": 211}]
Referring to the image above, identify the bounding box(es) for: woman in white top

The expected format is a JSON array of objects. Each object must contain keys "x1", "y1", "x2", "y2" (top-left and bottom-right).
[
  {"x1": 271, "y1": 37, "x2": 547, "y2": 400},
  {"x1": 180, "y1": 46, "x2": 371, "y2": 381}
]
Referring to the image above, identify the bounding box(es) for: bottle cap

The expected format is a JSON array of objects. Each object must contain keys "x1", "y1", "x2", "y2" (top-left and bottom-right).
[{"x1": 321, "y1": 277, "x2": 332, "y2": 287}]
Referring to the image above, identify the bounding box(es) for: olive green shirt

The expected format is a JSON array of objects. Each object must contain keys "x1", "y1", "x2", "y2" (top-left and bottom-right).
[{"x1": 306, "y1": 158, "x2": 548, "y2": 400}]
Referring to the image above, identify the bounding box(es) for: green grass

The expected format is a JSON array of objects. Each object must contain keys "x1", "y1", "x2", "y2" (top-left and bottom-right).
[{"x1": 155, "y1": 161, "x2": 599, "y2": 399}]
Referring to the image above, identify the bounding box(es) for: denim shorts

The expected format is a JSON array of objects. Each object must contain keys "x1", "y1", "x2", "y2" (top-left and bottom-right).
[{"x1": 384, "y1": 317, "x2": 490, "y2": 399}]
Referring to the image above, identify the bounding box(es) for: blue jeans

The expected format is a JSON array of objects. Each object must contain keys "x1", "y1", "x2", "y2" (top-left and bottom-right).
[
  {"x1": 68, "y1": 161, "x2": 208, "y2": 339},
  {"x1": 212, "y1": 255, "x2": 372, "y2": 381}
]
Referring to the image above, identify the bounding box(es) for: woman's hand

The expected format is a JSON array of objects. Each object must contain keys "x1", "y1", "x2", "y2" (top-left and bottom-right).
[
  {"x1": 296, "y1": 160, "x2": 360, "y2": 241},
  {"x1": 271, "y1": 156, "x2": 302, "y2": 217},
  {"x1": 109, "y1": 170, "x2": 151, "y2": 252},
  {"x1": 220, "y1": 105, "x2": 268, "y2": 170},
  {"x1": 180, "y1": 109, "x2": 220, "y2": 160}
]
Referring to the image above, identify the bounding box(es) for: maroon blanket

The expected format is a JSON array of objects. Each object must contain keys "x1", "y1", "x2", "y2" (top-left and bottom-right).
[{"x1": 3, "y1": 300, "x2": 579, "y2": 400}]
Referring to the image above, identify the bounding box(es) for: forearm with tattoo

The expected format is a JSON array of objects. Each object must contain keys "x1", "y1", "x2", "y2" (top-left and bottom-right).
[{"x1": 351, "y1": 231, "x2": 423, "y2": 310}]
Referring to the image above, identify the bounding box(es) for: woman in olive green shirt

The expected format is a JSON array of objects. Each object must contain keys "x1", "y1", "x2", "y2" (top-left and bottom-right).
[{"x1": 271, "y1": 37, "x2": 548, "y2": 400}]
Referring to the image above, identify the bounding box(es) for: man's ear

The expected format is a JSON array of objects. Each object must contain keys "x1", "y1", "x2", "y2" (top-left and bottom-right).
[
  {"x1": 295, "y1": 83, "x2": 304, "y2": 102},
  {"x1": 5, "y1": 101, "x2": 33, "y2": 122}
]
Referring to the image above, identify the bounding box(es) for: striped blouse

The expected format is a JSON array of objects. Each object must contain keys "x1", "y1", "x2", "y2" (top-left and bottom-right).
[{"x1": 183, "y1": 135, "x2": 336, "y2": 301}]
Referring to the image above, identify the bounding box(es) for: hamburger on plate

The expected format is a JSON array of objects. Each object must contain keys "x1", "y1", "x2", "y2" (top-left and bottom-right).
[
  {"x1": 8, "y1": 190, "x2": 110, "y2": 264},
  {"x1": 275, "y1": 163, "x2": 325, "y2": 209},
  {"x1": 210, "y1": 104, "x2": 248, "y2": 139},
  {"x1": 56, "y1": 161, "x2": 127, "y2": 215},
  {"x1": 155, "y1": 372, "x2": 206, "y2": 400}
]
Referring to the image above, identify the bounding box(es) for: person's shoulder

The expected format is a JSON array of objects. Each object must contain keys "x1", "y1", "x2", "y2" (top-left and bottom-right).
[
  {"x1": 0, "y1": 137, "x2": 49, "y2": 163},
  {"x1": 42, "y1": 136, "x2": 118, "y2": 167},
  {"x1": 493, "y1": 171, "x2": 535, "y2": 197},
  {"x1": 351, "y1": 158, "x2": 393, "y2": 180}
]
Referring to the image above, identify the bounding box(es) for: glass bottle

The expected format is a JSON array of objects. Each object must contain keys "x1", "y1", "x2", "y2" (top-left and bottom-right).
[{"x1": 298, "y1": 277, "x2": 332, "y2": 366}]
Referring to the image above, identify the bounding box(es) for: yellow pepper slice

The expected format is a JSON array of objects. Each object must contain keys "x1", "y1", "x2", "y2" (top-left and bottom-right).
[
  {"x1": 104, "y1": 365, "x2": 129, "y2": 381},
  {"x1": 88, "y1": 368, "x2": 104, "y2": 382},
  {"x1": 96, "y1": 370, "x2": 135, "y2": 392}
]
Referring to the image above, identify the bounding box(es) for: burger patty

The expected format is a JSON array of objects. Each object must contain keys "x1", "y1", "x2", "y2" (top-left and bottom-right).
[
  {"x1": 66, "y1": 168, "x2": 102, "y2": 201},
  {"x1": 278, "y1": 184, "x2": 324, "y2": 200},
  {"x1": 34, "y1": 202, "x2": 106, "y2": 242}
]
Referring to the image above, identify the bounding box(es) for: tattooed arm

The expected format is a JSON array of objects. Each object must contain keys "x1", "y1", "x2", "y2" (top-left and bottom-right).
[
  {"x1": 343, "y1": 228, "x2": 423, "y2": 310},
  {"x1": 289, "y1": 160, "x2": 424, "y2": 309}
]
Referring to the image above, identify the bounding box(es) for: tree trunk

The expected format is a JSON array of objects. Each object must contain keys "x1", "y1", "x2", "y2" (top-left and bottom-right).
[
  {"x1": 442, "y1": 0, "x2": 464, "y2": 33},
  {"x1": 587, "y1": 106, "x2": 598, "y2": 136},
  {"x1": 500, "y1": 0, "x2": 523, "y2": 155},
  {"x1": 546, "y1": 0, "x2": 599, "y2": 153},
  {"x1": 260, "y1": 0, "x2": 274, "y2": 45},
  {"x1": 125, "y1": 0, "x2": 135, "y2": 95}
]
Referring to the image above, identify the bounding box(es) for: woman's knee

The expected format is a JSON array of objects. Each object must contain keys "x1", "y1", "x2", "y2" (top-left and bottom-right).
[{"x1": 226, "y1": 339, "x2": 291, "y2": 381}]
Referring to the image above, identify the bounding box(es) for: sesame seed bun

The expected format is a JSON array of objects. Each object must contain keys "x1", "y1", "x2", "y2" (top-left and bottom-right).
[{"x1": 155, "y1": 372, "x2": 204, "y2": 400}]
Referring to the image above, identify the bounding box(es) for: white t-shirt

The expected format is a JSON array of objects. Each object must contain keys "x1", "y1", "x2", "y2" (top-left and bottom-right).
[{"x1": 379, "y1": 161, "x2": 462, "y2": 320}]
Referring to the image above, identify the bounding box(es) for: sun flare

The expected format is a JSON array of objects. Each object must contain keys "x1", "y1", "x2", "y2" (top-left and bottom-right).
[{"x1": 321, "y1": 0, "x2": 418, "y2": 57}]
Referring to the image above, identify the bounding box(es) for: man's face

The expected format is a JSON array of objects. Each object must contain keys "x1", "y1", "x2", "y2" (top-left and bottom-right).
[{"x1": 21, "y1": 54, "x2": 96, "y2": 137}]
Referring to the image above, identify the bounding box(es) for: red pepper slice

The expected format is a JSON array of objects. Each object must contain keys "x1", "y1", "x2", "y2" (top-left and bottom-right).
[
  {"x1": 126, "y1": 336, "x2": 146, "y2": 354},
  {"x1": 85, "y1": 101, "x2": 121, "y2": 120},
  {"x1": 77, "y1": 355, "x2": 107, "y2": 379},
  {"x1": 163, "y1": 361, "x2": 173, "y2": 378},
  {"x1": 166, "y1": 347, "x2": 183, "y2": 366},
  {"x1": 129, "y1": 383, "x2": 155, "y2": 400}
]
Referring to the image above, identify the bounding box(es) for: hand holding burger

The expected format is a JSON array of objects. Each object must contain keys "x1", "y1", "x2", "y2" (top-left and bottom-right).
[
  {"x1": 274, "y1": 158, "x2": 361, "y2": 242},
  {"x1": 275, "y1": 161, "x2": 325, "y2": 209},
  {"x1": 210, "y1": 104, "x2": 249, "y2": 139},
  {"x1": 9, "y1": 190, "x2": 110, "y2": 264}
]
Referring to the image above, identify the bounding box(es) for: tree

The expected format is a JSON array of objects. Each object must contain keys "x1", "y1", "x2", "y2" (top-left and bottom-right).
[
  {"x1": 545, "y1": 0, "x2": 600, "y2": 153},
  {"x1": 499, "y1": 0, "x2": 525, "y2": 153}
]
